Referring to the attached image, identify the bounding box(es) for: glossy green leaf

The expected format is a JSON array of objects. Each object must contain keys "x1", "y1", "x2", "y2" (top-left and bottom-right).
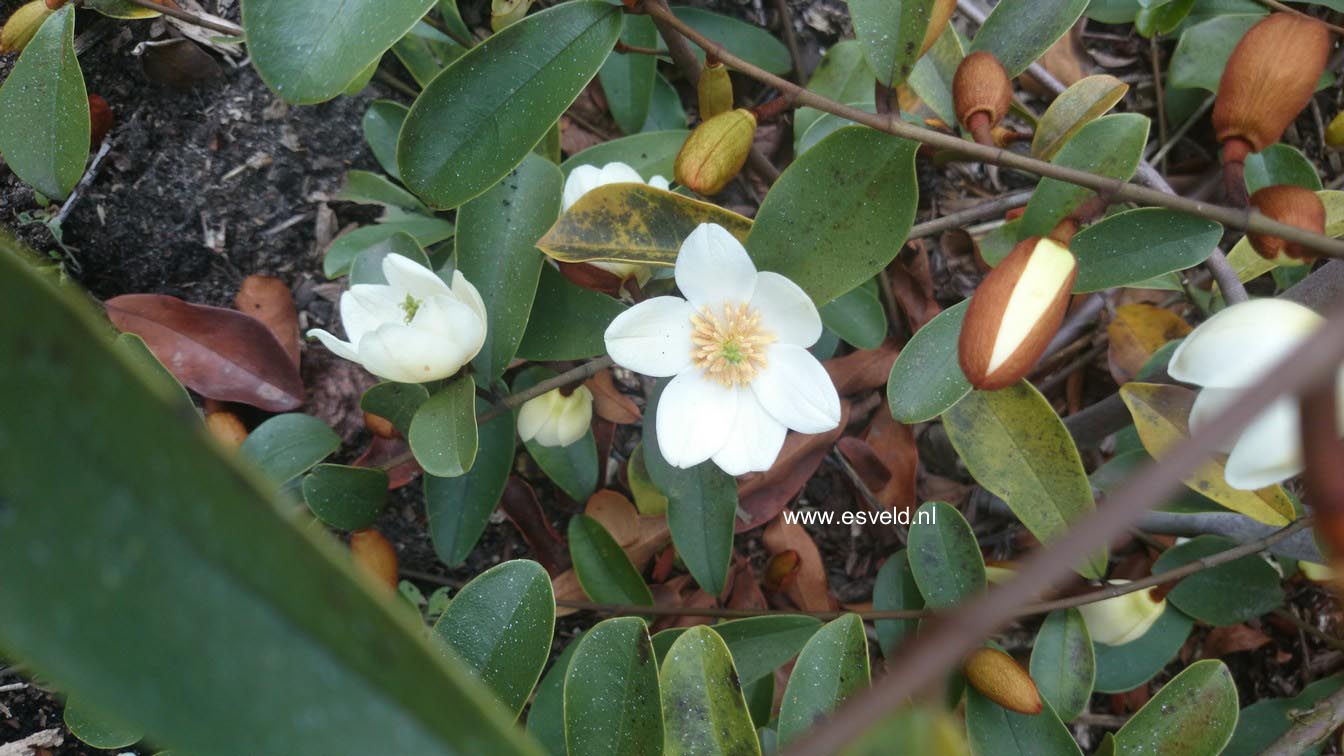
[
  {"x1": 1226, "y1": 673, "x2": 1344, "y2": 756},
  {"x1": 1032, "y1": 75, "x2": 1129, "y2": 161},
  {"x1": 361, "y1": 382, "x2": 431, "y2": 438},
  {"x1": 1071, "y1": 209, "x2": 1221, "y2": 292},
  {"x1": 744, "y1": 674, "x2": 774, "y2": 729},
  {"x1": 1093, "y1": 604, "x2": 1193, "y2": 693},
  {"x1": 363, "y1": 100, "x2": 410, "y2": 181},
  {"x1": 873, "y1": 550, "x2": 925, "y2": 657},
  {"x1": 538, "y1": 183, "x2": 753, "y2": 267},
  {"x1": 426, "y1": 399, "x2": 515, "y2": 566},
  {"x1": 301, "y1": 464, "x2": 388, "y2": 530},
  {"x1": 64, "y1": 695, "x2": 144, "y2": 749},
  {"x1": 1151, "y1": 535, "x2": 1285, "y2": 626},
  {"x1": 850, "y1": 0, "x2": 939, "y2": 86},
  {"x1": 1022, "y1": 114, "x2": 1150, "y2": 238},
  {"x1": 0, "y1": 234, "x2": 537, "y2": 756},
  {"x1": 778, "y1": 614, "x2": 870, "y2": 744},
  {"x1": 1167, "y1": 15, "x2": 1264, "y2": 92},
  {"x1": 966, "y1": 690, "x2": 1081, "y2": 756},
  {"x1": 887, "y1": 299, "x2": 971, "y2": 423},
  {"x1": 906, "y1": 24, "x2": 964, "y2": 128},
  {"x1": 969, "y1": 0, "x2": 1089, "y2": 76},
  {"x1": 906, "y1": 502, "x2": 986, "y2": 608},
  {"x1": 238, "y1": 413, "x2": 341, "y2": 485},
  {"x1": 393, "y1": 22, "x2": 465, "y2": 87},
  {"x1": 644, "y1": 380, "x2": 738, "y2": 595},
  {"x1": 748, "y1": 127, "x2": 919, "y2": 304},
  {"x1": 599, "y1": 15, "x2": 658, "y2": 134},
  {"x1": 796, "y1": 103, "x2": 876, "y2": 156},
  {"x1": 398, "y1": 1, "x2": 621, "y2": 209},
  {"x1": 1114, "y1": 660, "x2": 1239, "y2": 756},
  {"x1": 659, "y1": 626, "x2": 762, "y2": 756},
  {"x1": 527, "y1": 635, "x2": 582, "y2": 756},
  {"x1": 242, "y1": 0, "x2": 434, "y2": 104},
  {"x1": 325, "y1": 219, "x2": 454, "y2": 279},
  {"x1": 569, "y1": 514, "x2": 654, "y2": 608},
  {"x1": 561, "y1": 130, "x2": 688, "y2": 182},
  {"x1": 1244, "y1": 143, "x2": 1323, "y2": 193},
  {"x1": 516, "y1": 265, "x2": 626, "y2": 361},
  {"x1": 1029, "y1": 609, "x2": 1094, "y2": 722},
  {"x1": 336, "y1": 170, "x2": 429, "y2": 213},
  {"x1": 564, "y1": 617, "x2": 663, "y2": 756},
  {"x1": 0, "y1": 6, "x2": 88, "y2": 199},
  {"x1": 945, "y1": 383, "x2": 1105, "y2": 578},
  {"x1": 458, "y1": 154, "x2": 562, "y2": 382},
  {"x1": 409, "y1": 375, "x2": 479, "y2": 478},
  {"x1": 115, "y1": 333, "x2": 194, "y2": 413},
  {"x1": 794, "y1": 41, "x2": 874, "y2": 153},
  {"x1": 820, "y1": 279, "x2": 887, "y2": 349},
  {"x1": 513, "y1": 366, "x2": 599, "y2": 501},
  {"x1": 433, "y1": 559, "x2": 555, "y2": 716},
  {"x1": 643, "y1": 74, "x2": 688, "y2": 132},
  {"x1": 347, "y1": 231, "x2": 435, "y2": 285},
  {"x1": 672, "y1": 7, "x2": 791, "y2": 75},
  {"x1": 437, "y1": 0, "x2": 472, "y2": 40},
  {"x1": 628, "y1": 442, "x2": 669, "y2": 515},
  {"x1": 653, "y1": 615, "x2": 822, "y2": 687}
]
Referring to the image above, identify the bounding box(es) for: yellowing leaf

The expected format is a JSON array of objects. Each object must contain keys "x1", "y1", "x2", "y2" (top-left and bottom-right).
[
  {"x1": 1119, "y1": 383, "x2": 1294, "y2": 526},
  {"x1": 537, "y1": 183, "x2": 752, "y2": 266},
  {"x1": 1032, "y1": 74, "x2": 1129, "y2": 161},
  {"x1": 1106, "y1": 304, "x2": 1191, "y2": 384},
  {"x1": 1225, "y1": 189, "x2": 1344, "y2": 285}
]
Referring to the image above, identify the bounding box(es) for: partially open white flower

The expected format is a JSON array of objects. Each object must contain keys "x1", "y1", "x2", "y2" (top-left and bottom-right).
[
  {"x1": 1078, "y1": 581, "x2": 1166, "y2": 646},
  {"x1": 562, "y1": 162, "x2": 671, "y2": 282},
  {"x1": 517, "y1": 386, "x2": 594, "y2": 447},
  {"x1": 604, "y1": 223, "x2": 841, "y2": 476},
  {"x1": 307, "y1": 254, "x2": 487, "y2": 384},
  {"x1": 1168, "y1": 298, "x2": 1344, "y2": 490}
]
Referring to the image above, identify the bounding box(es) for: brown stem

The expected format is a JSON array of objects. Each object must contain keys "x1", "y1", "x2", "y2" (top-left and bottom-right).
[
  {"x1": 1300, "y1": 381, "x2": 1344, "y2": 561},
  {"x1": 1222, "y1": 138, "x2": 1251, "y2": 209},
  {"x1": 120, "y1": 0, "x2": 242, "y2": 35},
  {"x1": 772, "y1": 0, "x2": 805, "y2": 83},
  {"x1": 614, "y1": 41, "x2": 669, "y2": 57},
  {"x1": 750, "y1": 96, "x2": 792, "y2": 122},
  {"x1": 966, "y1": 111, "x2": 995, "y2": 148}
]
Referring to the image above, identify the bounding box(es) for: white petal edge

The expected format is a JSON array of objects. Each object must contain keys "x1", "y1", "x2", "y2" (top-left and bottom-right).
[
  {"x1": 357, "y1": 324, "x2": 470, "y2": 384},
  {"x1": 750, "y1": 271, "x2": 822, "y2": 347},
  {"x1": 562, "y1": 165, "x2": 604, "y2": 211},
  {"x1": 751, "y1": 343, "x2": 841, "y2": 434},
  {"x1": 1224, "y1": 397, "x2": 1303, "y2": 490},
  {"x1": 382, "y1": 253, "x2": 451, "y2": 300},
  {"x1": 711, "y1": 393, "x2": 788, "y2": 475},
  {"x1": 675, "y1": 223, "x2": 757, "y2": 310},
  {"x1": 516, "y1": 393, "x2": 557, "y2": 444},
  {"x1": 1168, "y1": 298, "x2": 1323, "y2": 388},
  {"x1": 307, "y1": 328, "x2": 360, "y2": 363},
  {"x1": 604, "y1": 296, "x2": 696, "y2": 377},
  {"x1": 656, "y1": 371, "x2": 737, "y2": 468}
]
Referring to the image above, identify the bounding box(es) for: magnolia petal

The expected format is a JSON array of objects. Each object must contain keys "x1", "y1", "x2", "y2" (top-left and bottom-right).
[
  {"x1": 751, "y1": 343, "x2": 841, "y2": 434},
  {"x1": 1188, "y1": 387, "x2": 1241, "y2": 455},
  {"x1": 517, "y1": 392, "x2": 558, "y2": 443},
  {"x1": 307, "y1": 328, "x2": 360, "y2": 363},
  {"x1": 1078, "y1": 582, "x2": 1166, "y2": 646},
  {"x1": 342, "y1": 284, "x2": 404, "y2": 343},
  {"x1": 750, "y1": 271, "x2": 822, "y2": 347},
  {"x1": 551, "y1": 386, "x2": 594, "y2": 447},
  {"x1": 656, "y1": 370, "x2": 737, "y2": 468},
  {"x1": 675, "y1": 223, "x2": 757, "y2": 310},
  {"x1": 604, "y1": 296, "x2": 696, "y2": 377},
  {"x1": 562, "y1": 164, "x2": 605, "y2": 211},
  {"x1": 1224, "y1": 397, "x2": 1303, "y2": 490},
  {"x1": 383, "y1": 253, "x2": 452, "y2": 300},
  {"x1": 648, "y1": 175, "x2": 671, "y2": 191},
  {"x1": 598, "y1": 161, "x2": 643, "y2": 184},
  {"x1": 1169, "y1": 298, "x2": 1323, "y2": 388},
  {"x1": 358, "y1": 324, "x2": 471, "y2": 383},
  {"x1": 414, "y1": 294, "x2": 487, "y2": 363},
  {"x1": 711, "y1": 392, "x2": 787, "y2": 475}
]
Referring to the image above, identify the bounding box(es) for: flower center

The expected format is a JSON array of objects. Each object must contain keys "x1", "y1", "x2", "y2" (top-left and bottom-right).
[
  {"x1": 399, "y1": 293, "x2": 423, "y2": 324},
  {"x1": 690, "y1": 302, "x2": 774, "y2": 387}
]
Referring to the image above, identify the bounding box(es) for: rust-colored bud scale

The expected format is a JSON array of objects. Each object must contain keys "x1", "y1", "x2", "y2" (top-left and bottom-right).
[
  {"x1": 350, "y1": 529, "x2": 398, "y2": 590},
  {"x1": 204, "y1": 411, "x2": 248, "y2": 451},
  {"x1": 964, "y1": 647, "x2": 1043, "y2": 715},
  {"x1": 88, "y1": 94, "x2": 113, "y2": 149},
  {"x1": 959, "y1": 237, "x2": 1077, "y2": 391},
  {"x1": 1248, "y1": 185, "x2": 1327, "y2": 263},
  {"x1": 675, "y1": 108, "x2": 757, "y2": 196},
  {"x1": 1213, "y1": 13, "x2": 1331, "y2": 154},
  {"x1": 953, "y1": 51, "x2": 1012, "y2": 145},
  {"x1": 698, "y1": 62, "x2": 734, "y2": 120}
]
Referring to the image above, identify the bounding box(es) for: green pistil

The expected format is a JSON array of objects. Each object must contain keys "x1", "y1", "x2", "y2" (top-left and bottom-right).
[
  {"x1": 720, "y1": 340, "x2": 744, "y2": 365},
  {"x1": 400, "y1": 293, "x2": 423, "y2": 324}
]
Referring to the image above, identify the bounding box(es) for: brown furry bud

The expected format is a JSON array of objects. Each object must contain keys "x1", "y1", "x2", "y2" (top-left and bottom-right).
[
  {"x1": 698, "y1": 62, "x2": 734, "y2": 120},
  {"x1": 1, "y1": 1, "x2": 53, "y2": 54},
  {"x1": 674, "y1": 108, "x2": 757, "y2": 196},
  {"x1": 1248, "y1": 184, "x2": 1327, "y2": 263},
  {"x1": 964, "y1": 647, "x2": 1043, "y2": 715},
  {"x1": 364, "y1": 410, "x2": 398, "y2": 440},
  {"x1": 204, "y1": 411, "x2": 248, "y2": 451},
  {"x1": 1213, "y1": 13, "x2": 1331, "y2": 155},
  {"x1": 350, "y1": 529, "x2": 398, "y2": 590},
  {"x1": 954, "y1": 52, "x2": 1012, "y2": 145},
  {"x1": 959, "y1": 237, "x2": 1077, "y2": 391},
  {"x1": 88, "y1": 94, "x2": 113, "y2": 149}
]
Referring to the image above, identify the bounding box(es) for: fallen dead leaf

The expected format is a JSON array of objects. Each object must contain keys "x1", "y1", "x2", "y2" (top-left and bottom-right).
[
  {"x1": 763, "y1": 518, "x2": 834, "y2": 612},
  {"x1": 500, "y1": 477, "x2": 570, "y2": 576},
  {"x1": 1107, "y1": 303, "x2": 1191, "y2": 384},
  {"x1": 888, "y1": 243, "x2": 941, "y2": 331},
  {"x1": 351, "y1": 436, "x2": 421, "y2": 490},
  {"x1": 824, "y1": 340, "x2": 900, "y2": 396},
  {"x1": 235, "y1": 274, "x2": 300, "y2": 367},
  {"x1": 737, "y1": 401, "x2": 850, "y2": 532},
  {"x1": 862, "y1": 409, "x2": 919, "y2": 514},
  {"x1": 1202, "y1": 624, "x2": 1272, "y2": 658},
  {"x1": 586, "y1": 368, "x2": 641, "y2": 425}
]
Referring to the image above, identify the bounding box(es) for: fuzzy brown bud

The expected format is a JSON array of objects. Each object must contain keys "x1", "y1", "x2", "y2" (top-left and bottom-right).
[
  {"x1": 959, "y1": 236, "x2": 1077, "y2": 391},
  {"x1": 674, "y1": 108, "x2": 757, "y2": 196},
  {"x1": 1, "y1": 1, "x2": 53, "y2": 54},
  {"x1": 363, "y1": 410, "x2": 398, "y2": 440},
  {"x1": 1248, "y1": 185, "x2": 1327, "y2": 263},
  {"x1": 953, "y1": 51, "x2": 1012, "y2": 146},
  {"x1": 88, "y1": 94, "x2": 113, "y2": 149},
  {"x1": 698, "y1": 62, "x2": 734, "y2": 120},
  {"x1": 350, "y1": 529, "x2": 398, "y2": 590},
  {"x1": 204, "y1": 411, "x2": 248, "y2": 451},
  {"x1": 1213, "y1": 14, "x2": 1331, "y2": 155},
  {"x1": 964, "y1": 648, "x2": 1043, "y2": 715}
]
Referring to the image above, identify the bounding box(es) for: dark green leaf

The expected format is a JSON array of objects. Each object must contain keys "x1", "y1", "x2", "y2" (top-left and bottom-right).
[
  {"x1": 1093, "y1": 604, "x2": 1193, "y2": 693},
  {"x1": 409, "y1": 375, "x2": 479, "y2": 477},
  {"x1": 1151, "y1": 535, "x2": 1285, "y2": 626},
  {"x1": 398, "y1": 1, "x2": 622, "y2": 208},
  {"x1": 642, "y1": 75, "x2": 687, "y2": 132},
  {"x1": 526, "y1": 635, "x2": 582, "y2": 756},
  {"x1": 906, "y1": 501, "x2": 986, "y2": 608},
  {"x1": 301, "y1": 464, "x2": 388, "y2": 530},
  {"x1": 393, "y1": 22, "x2": 465, "y2": 88},
  {"x1": 748, "y1": 127, "x2": 919, "y2": 304},
  {"x1": 115, "y1": 333, "x2": 194, "y2": 413},
  {"x1": 0, "y1": 6, "x2": 88, "y2": 199},
  {"x1": 238, "y1": 413, "x2": 341, "y2": 485},
  {"x1": 561, "y1": 130, "x2": 688, "y2": 182},
  {"x1": 793, "y1": 40, "x2": 874, "y2": 151},
  {"x1": 652, "y1": 615, "x2": 822, "y2": 688},
  {"x1": 426, "y1": 399, "x2": 515, "y2": 566},
  {"x1": 242, "y1": 0, "x2": 435, "y2": 103},
  {"x1": 777, "y1": 614, "x2": 870, "y2": 744},
  {"x1": 873, "y1": 550, "x2": 924, "y2": 657},
  {"x1": 659, "y1": 626, "x2": 762, "y2": 756},
  {"x1": 1167, "y1": 14, "x2": 1265, "y2": 92},
  {"x1": 969, "y1": 0, "x2": 1089, "y2": 76},
  {"x1": 1029, "y1": 609, "x2": 1094, "y2": 722},
  {"x1": 569, "y1": 514, "x2": 654, "y2": 608},
  {"x1": 64, "y1": 695, "x2": 143, "y2": 749},
  {"x1": 966, "y1": 690, "x2": 1082, "y2": 756},
  {"x1": 336, "y1": 170, "x2": 429, "y2": 212},
  {"x1": 325, "y1": 219, "x2": 454, "y2": 279},
  {"x1": 1021, "y1": 114, "x2": 1150, "y2": 238},
  {"x1": 906, "y1": 23, "x2": 964, "y2": 129},
  {"x1": 363, "y1": 100, "x2": 410, "y2": 181},
  {"x1": 672, "y1": 7, "x2": 791, "y2": 74},
  {"x1": 1071, "y1": 209, "x2": 1221, "y2": 292},
  {"x1": 347, "y1": 231, "x2": 435, "y2": 286},
  {"x1": 1244, "y1": 143, "x2": 1323, "y2": 193},
  {"x1": 849, "y1": 0, "x2": 938, "y2": 86},
  {"x1": 599, "y1": 15, "x2": 658, "y2": 134},
  {"x1": 564, "y1": 617, "x2": 662, "y2": 756},
  {"x1": 516, "y1": 264, "x2": 626, "y2": 361},
  {"x1": 1226, "y1": 673, "x2": 1344, "y2": 756},
  {"x1": 820, "y1": 279, "x2": 887, "y2": 349},
  {"x1": 432, "y1": 559, "x2": 555, "y2": 716},
  {"x1": 512, "y1": 366, "x2": 599, "y2": 502},
  {"x1": 361, "y1": 382, "x2": 431, "y2": 438},
  {"x1": 887, "y1": 300, "x2": 970, "y2": 423},
  {"x1": 1113, "y1": 660, "x2": 1239, "y2": 756}
]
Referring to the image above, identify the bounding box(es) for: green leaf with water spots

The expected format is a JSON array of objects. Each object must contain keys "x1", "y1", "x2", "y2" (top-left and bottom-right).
[
  {"x1": 569, "y1": 514, "x2": 654, "y2": 609},
  {"x1": 969, "y1": 0, "x2": 1089, "y2": 76},
  {"x1": 1113, "y1": 660, "x2": 1239, "y2": 756},
  {"x1": 409, "y1": 375, "x2": 479, "y2": 478},
  {"x1": 777, "y1": 614, "x2": 870, "y2": 745},
  {"x1": 906, "y1": 502, "x2": 986, "y2": 608},
  {"x1": 1071, "y1": 209, "x2": 1221, "y2": 292},
  {"x1": 659, "y1": 626, "x2": 762, "y2": 756},
  {"x1": 1021, "y1": 114, "x2": 1149, "y2": 238},
  {"x1": 966, "y1": 690, "x2": 1081, "y2": 756},
  {"x1": 849, "y1": 0, "x2": 939, "y2": 86},
  {"x1": 887, "y1": 299, "x2": 971, "y2": 423},
  {"x1": 599, "y1": 14, "x2": 659, "y2": 134},
  {"x1": 238, "y1": 413, "x2": 341, "y2": 485},
  {"x1": 1029, "y1": 609, "x2": 1094, "y2": 722},
  {"x1": 564, "y1": 617, "x2": 663, "y2": 756},
  {"x1": 301, "y1": 464, "x2": 387, "y2": 530},
  {"x1": 426, "y1": 398, "x2": 515, "y2": 566}
]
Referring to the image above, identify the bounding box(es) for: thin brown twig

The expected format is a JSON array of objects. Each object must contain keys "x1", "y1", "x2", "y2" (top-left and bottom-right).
[
  {"x1": 771, "y1": 0, "x2": 805, "y2": 84},
  {"x1": 906, "y1": 190, "x2": 1033, "y2": 240},
  {"x1": 119, "y1": 0, "x2": 243, "y2": 36},
  {"x1": 1262, "y1": 684, "x2": 1344, "y2": 755}
]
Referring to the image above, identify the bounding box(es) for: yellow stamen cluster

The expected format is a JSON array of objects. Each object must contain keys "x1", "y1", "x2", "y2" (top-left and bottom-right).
[{"x1": 690, "y1": 303, "x2": 774, "y2": 387}]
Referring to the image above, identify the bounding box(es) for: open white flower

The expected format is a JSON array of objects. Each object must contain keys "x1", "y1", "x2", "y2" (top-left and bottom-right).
[
  {"x1": 1077, "y1": 581, "x2": 1166, "y2": 646},
  {"x1": 307, "y1": 254, "x2": 486, "y2": 384},
  {"x1": 1168, "y1": 298, "x2": 1344, "y2": 490},
  {"x1": 517, "y1": 386, "x2": 594, "y2": 447},
  {"x1": 562, "y1": 162, "x2": 671, "y2": 282},
  {"x1": 604, "y1": 223, "x2": 841, "y2": 476}
]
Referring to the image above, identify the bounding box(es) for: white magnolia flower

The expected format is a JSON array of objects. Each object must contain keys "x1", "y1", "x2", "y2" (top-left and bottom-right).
[
  {"x1": 517, "y1": 386, "x2": 594, "y2": 447},
  {"x1": 307, "y1": 254, "x2": 487, "y2": 384},
  {"x1": 1077, "y1": 581, "x2": 1166, "y2": 646},
  {"x1": 603, "y1": 223, "x2": 842, "y2": 476},
  {"x1": 1168, "y1": 298, "x2": 1344, "y2": 490},
  {"x1": 562, "y1": 162, "x2": 671, "y2": 282}
]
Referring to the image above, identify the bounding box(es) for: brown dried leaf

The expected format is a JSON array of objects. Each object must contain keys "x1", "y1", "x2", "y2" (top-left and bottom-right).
[
  {"x1": 585, "y1": 369, "x2": 641, "y2": 425},
  {"x1": 235, "y1": 274, "x2": 300, "y2": 367},
  {"x1": 351, "y1": 436, "x2": 421, "y2": 490},
  {"x1": 888, "y1": 244, "x2": 941, "y2": 332},
  {"x1": 726, "y1": 559, "x2": 768, "y2": 610},
  {"x1": 737, "y1": 401, "x2": 851, "y2": 532},
  {"x1": 862, "y1": 409, "x2": 919, "y2": 513},
  {"x1": 762, "y1": 518, "x2": 834, "y2": 612},
  {"x1": 557, "y1": 261, "x2": 624, "y2": 297},
  {"x1": 500, "y1": 476, "x2": 570, "y2": 576},
  {"x1": 824, "y1": 340, "x2": 900, "y2": 396},
  {"x1": 1202, "y1": 624, "x2": 1271, "y2": 658},
  {"x1": 1106, "y1": 303, "x2": 1191, "y2": 384},
  {"x1": 106, "y1": 294, "x2": 304, "y2": 411}
]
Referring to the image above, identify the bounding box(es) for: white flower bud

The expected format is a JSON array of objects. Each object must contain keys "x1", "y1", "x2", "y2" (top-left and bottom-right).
[{"x1": 517, "y1": 386, "x2": 594, "y2": 447}]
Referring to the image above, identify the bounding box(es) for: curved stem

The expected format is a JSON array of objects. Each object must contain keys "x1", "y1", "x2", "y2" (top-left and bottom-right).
[{"x1": 120, "y1": 0, "x2": 242, "y2": 35}]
